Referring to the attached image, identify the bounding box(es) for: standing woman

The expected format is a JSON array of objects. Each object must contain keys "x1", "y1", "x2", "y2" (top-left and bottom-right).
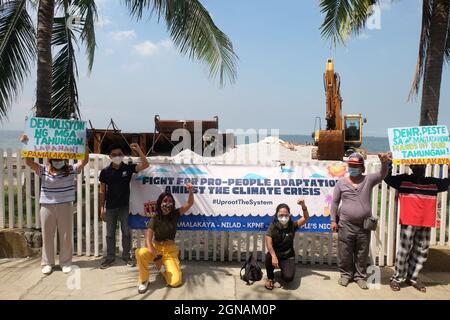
[
  {"x1": 135, "y1": 183, "x2": 194, "y2": 294},
  {"x1": 20, "y1": 134, "x2": 89, "y2": 275},
  {"x1": 264, "y1": 199, "x2": 309, "y2": 290}
]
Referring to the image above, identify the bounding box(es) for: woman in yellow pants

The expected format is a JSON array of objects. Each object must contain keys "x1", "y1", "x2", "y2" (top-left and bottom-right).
[{"x1": 136, "y1": 183, "x2": 194, "y2": 293}]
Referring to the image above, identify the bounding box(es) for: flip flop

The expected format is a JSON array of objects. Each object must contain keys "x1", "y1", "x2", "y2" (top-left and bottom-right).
[
  {"x1": 407, "y1": 279, "x2": 426, "y2": 293},
  {"x1": 390, "y1": 280, "x2": 401, "y2": 292},
  {"x1": 265, "y1": 279, "x2": 274, "y2": 290}
]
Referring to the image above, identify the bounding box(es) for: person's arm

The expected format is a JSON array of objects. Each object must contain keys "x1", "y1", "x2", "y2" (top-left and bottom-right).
[
  {"x1": 24, "y1": 157, "x2": 41, "y2": 175},
  {"x1": 131, "y1": 143, "x2": 149, "y2": 172},
  {"x1": 20, "y1": 134, "x2": 40, "y2": 174},
  {"x1": 76, "y1": 140, "x2": 90, "y2": 174},
  {"x1": 145, "y1": 228, "x2": 157, "y2": 257},
  {"x1": 99, "y1": 182, "x2": 106, "y2": 221},
  {"x1": 383, "y1": 161, "x2": 403, "y2": 190},
  {"x1": 295, "y1": 199, "x2": 309, "y2": 228},
  {"x1": 370, "y1": 152, "x2": 390, "y2": 184},
  {"x1": 179, "y1": 183, "x2": 194, "y2": 215},
  {"x1": 330, "y1": 182, "x2": 341, "y2": 232},
  {"x1": 436, "y1": 177, "x2": 450, "y2": 192},
  {"x1": 265, "y1": 235, "x2": 279, "y2": 269}
]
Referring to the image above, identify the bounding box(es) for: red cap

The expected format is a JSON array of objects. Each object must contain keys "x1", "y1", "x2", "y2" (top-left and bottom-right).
[{"x1": 347, "y1": 153, "x2": 364, "y2": 165}]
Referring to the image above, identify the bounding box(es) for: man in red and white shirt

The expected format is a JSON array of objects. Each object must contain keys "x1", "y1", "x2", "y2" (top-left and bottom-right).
[{"x1": 385, "y1": 164, "x2": 450, "y2": 293}]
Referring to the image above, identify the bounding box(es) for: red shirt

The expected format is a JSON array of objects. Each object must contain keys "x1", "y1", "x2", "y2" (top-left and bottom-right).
[{"x1": 385, "y1": 171, "x2": 450, "y2": 227}]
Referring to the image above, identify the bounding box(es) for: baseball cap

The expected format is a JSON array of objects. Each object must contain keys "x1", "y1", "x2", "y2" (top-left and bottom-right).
[{"x1": 347, "y1": 153, "x2": 364, "y2": 165}]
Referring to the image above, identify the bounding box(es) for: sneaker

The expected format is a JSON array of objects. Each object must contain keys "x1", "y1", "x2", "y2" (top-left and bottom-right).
[
  {"x1": 42, "y1": 265, "x2": 53, "y2": 275},
  {"x1": 338, "y1": 277, "x2": 350, "y2": 287},
  {"x1": 138, "y1": 281, "x2": 149, "y2": 294},
  {"x1": 356, "y1": 279, "x2": 369, "y2": 290},
  {"x1": 100, "y1": 258, "x2": 115, "y2": 269},
  {"x1": 122, "y1": 256, "x2": 135, "y2": 267},
  {"x1": 62, "y1": 265, "x2": 73, "y2": 274}
]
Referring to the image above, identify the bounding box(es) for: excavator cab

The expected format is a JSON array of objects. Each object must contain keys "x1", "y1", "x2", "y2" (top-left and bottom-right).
[{"x1": 343, "y1": 114, "x2": 366, "y2": 156}]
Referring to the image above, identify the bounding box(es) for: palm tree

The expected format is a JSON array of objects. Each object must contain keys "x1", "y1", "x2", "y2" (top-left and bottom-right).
[
  {"x1": 0, "y1": 0, "x2": 238, "y2": 120},
  {"x1": 319, "y1": 0, "x2": 450, "y2": 126},
  {"x1": 0, "y1": 0, "x2": 97, "y2": 119}
]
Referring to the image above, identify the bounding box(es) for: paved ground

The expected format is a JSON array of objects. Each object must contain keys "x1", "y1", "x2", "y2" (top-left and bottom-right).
[{"x1": 0, "y1": 257, "x2": 449, "y2": 300}]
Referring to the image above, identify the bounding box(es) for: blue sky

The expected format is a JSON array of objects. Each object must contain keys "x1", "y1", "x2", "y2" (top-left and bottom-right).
[{"x1": 1, "y1": 0, "x2": 449, "y2": 136}]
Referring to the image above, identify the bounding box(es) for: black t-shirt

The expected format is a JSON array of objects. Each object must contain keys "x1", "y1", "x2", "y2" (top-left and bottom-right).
[
  {"x1": 266, "y1": 220, "x2": 299, "y2": 259},
  {"x1": 148, "y1": 208, "x2": 181, "y2": 241},
  {"x1": 99, "y1": 163, "x2": 137, "y2": 209}
]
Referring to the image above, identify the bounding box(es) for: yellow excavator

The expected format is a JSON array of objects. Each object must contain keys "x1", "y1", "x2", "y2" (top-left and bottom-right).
[{"x1": 312, "y1": 59, "x2": 366, "y2": 160}]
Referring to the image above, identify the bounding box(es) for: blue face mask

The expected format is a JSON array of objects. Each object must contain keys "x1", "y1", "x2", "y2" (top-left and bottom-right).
[
  {"x1": 52, "y1": 160, "x2": 65, "y2": 170},
  {"x1": 348, "y1": 167, "x2": 361, "y2": 177}
]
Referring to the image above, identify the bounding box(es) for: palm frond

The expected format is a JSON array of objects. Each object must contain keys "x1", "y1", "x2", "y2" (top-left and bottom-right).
[
  {"x1": 320, "y1": 0, "x2": 377, "y2": 46},
  {"x1": 50, "y1": 16, "x2": 80, "y2": 119},
  {"x1": 0, "y1": 0, "x2": 36, "y2": 120},
  {"x1": 123, "y1": 0, "x2": 238, "y2": 86},
  {"x1": 445, "y1": 16, "x2": 449, "y2": 64},
  {"x1": 73, "y1": 0, "x2": 97, "y2": 72},
  {"x1": 408, "y1": 0, "x2": 433, "y2": 100}
]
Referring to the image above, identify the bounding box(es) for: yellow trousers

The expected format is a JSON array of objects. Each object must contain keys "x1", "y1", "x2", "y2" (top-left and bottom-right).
[{"x1": 135, "y1": 243, "x2": 182, "y2": 287}]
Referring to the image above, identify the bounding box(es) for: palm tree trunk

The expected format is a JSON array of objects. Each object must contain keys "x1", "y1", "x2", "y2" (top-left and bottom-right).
[
  {"x1": 35, "y1": 0, "x2": 55, "y2": 118},
  {"x1": 420, "y1": 0, "x2": 450, "y2": 126}
]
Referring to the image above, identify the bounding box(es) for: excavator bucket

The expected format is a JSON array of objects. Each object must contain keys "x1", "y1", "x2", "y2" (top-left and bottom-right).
[{"x1": 317, "y1": 130, "x2": 344, "y2": 160}]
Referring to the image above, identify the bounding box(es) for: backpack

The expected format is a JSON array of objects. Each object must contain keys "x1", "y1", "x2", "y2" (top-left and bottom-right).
[{"x1": 240, "y1": 253, "x2": 263, "y2": 285}]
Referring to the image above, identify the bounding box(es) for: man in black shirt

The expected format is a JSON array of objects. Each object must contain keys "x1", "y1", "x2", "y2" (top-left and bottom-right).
[{"x1": 99, "y1": 143, "x2": 149, "y2": 269}]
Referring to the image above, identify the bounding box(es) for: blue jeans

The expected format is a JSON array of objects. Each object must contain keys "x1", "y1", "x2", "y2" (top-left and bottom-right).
[{"x1": 106, "y1": 206, "x2": 131, "y2": 260}]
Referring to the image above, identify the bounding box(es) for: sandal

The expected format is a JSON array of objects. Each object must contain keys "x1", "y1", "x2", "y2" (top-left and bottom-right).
[
  {"x1": 406, "y1": 279, "x2": 426, "y2": 293},
  {"x1": 265, "y1": 279, "x2": 274, "y2": 290},
  {"x1": 390, "y1": 280, "x2": 401, "y2": 292}
]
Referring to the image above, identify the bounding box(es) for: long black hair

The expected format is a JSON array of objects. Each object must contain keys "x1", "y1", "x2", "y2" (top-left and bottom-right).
[
  {"x1": 273, "y1": 203, "x2": 292, "y2": 224},
  {"x1": 155, "y1": 192, "x2": 176, "y2": 219}
]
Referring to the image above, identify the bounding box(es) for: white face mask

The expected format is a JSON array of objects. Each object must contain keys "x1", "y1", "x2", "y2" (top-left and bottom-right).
[
  {"x1": 278, "y1": 216, "x2": 289, "y2": 226},
  {"x1": 52, "y1": 160, "x2": 65, "y2": 170},
  {"x1": 111, "y1": 156, "x2": 123, "y2": 165}
]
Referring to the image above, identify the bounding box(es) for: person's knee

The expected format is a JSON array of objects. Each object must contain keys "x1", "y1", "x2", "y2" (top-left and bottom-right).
[
  {"x1": 167, "y1": 272, "x2": 182, "y2": 287},
  {"x1": 282, "y1": 272, "x2": 295, "y2": 283},
  {"x1": 135, "y1": 247, "x2": 148, "y2": 259}
]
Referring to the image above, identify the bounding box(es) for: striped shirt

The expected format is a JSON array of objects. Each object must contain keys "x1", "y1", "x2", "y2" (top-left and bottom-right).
[
  {"x1": 39, "y1": 164, "x2": 79, "y2": 204},
  {"x1": 384, "y1": 168, "x2": 450, "y2": 227}
]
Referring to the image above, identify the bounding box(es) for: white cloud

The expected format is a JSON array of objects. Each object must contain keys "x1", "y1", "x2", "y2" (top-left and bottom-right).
[
  {"x1": 133, "y1": 39, "x2": 174, "y2": 57},
  {"x1": 358, "y1": 33, "x2": 371, "y2": 40},
  {"x1": 379, "y1": 0, "x2": 392, "y2": 11},
  {"x1": 110, "y1": 30, "x2": 136, "y2": 41},
  {"x1": 96, "y1": 15, "x2": 112, "y2": 27},
  {"x1": 133, "y1": 41, "x2": 158, "y2": 56},
  {"x1": 121, "y1": 63, "x2": 141, "y2": 72},
  {"x1": 104, "y1": 48, "x2": 115, "y2": 56}
]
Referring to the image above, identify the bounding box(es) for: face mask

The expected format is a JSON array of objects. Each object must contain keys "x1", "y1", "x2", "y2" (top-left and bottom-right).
[
  {"x1": 278, "y1": 216, "x2": 289, "y2": 226},
  {"x1": 111, "y1": 156, "x2": 123, "y2": 165},
  {"x1": 348, "y1": 167, "x2": 361, "y2": 177},
  {"x1": 52, "y1": 160, "x2": 65, "y2": 170},
  {"x1": 161, "y1": 203, "x2": 173, "y2": 214}
]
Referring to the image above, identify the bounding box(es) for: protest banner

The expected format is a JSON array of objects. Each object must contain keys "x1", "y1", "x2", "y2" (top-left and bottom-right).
[
  {"x1": 388, "y1": 125, "x2": 450, "y2": 165},
  {"x1": 21, "y1": 117, "x2": 87, "y2": 160},
  {"x1": 129, "y1": 163, "x2": 348, "y2": 232}
]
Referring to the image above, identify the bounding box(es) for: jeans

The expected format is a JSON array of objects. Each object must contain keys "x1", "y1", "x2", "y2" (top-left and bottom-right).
[{"x1": 106, "y1": 206, "x2": 131, "y2": 260}]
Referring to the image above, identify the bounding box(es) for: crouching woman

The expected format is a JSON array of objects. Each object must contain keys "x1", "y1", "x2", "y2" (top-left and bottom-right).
[
  {"x1": 135, "y1": 183, "x2": 194, "y2": 294},
  {"x1": 264, "y1": 199, "x2": 309, "y2": 290}
]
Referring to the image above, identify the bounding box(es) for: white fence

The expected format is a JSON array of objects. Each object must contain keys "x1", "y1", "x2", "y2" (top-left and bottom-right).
[{"x1": 0, "y1": 150, "x2": 449, "y2": 267}]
